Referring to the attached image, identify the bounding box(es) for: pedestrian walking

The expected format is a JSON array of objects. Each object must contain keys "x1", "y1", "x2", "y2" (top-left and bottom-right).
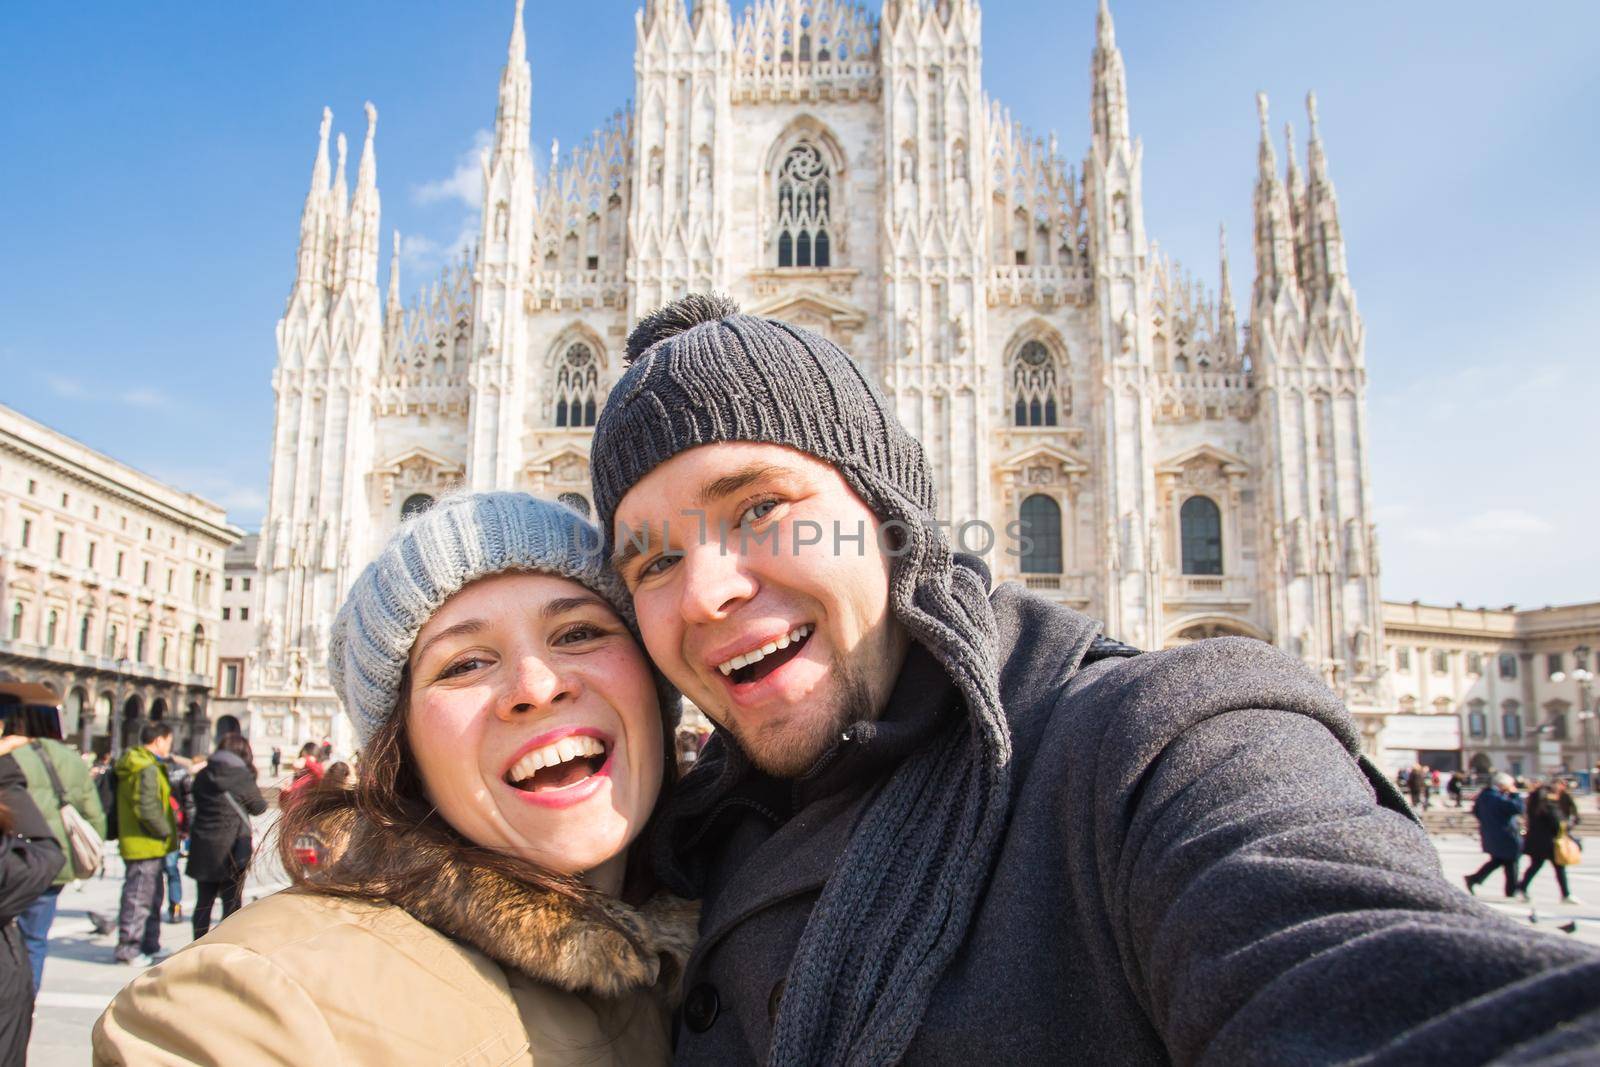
[
  {"x1": 1464, "y1": 773, "x2": 1526, "y2": 897},
  {"x1": 6, "y1": 714, "x2": 105, "y2": 992},
  {"x1": 592, "y1": 294, "x2": 1600, "y2": 1061},
  {"x1": 0, "y1": 742, "x2": 66, "y2": 1063},
  {"x1": 269, "y1": 746, "x2": 281, "y2": 777},
  {"x1": 95, "y1": 493, "x2": 695, "y2": 1064},
  {"x1": 1519, "y1": 778, "x2": 1583, "y2": 904},
  {"x1": 160, "y1": 756, "x2": 196, "y2": 924},
  {"x1": 186, "y1": 733, "x2": 266, "y2": 938},
  {"x1": 1447, "y1": 771, "x2": 1464, "y2": 808},
  {"x1": 112, "y1": 723, "x2": 178, "y2": 965}
]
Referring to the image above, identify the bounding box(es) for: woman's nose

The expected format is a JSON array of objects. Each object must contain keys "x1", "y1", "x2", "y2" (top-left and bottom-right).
[{"x1": 498, "y1": 654, "x2": 577, "y2": 719}]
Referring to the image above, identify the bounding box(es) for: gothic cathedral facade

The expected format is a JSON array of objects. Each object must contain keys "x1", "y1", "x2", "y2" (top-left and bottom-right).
[{"x1": 253, "y1": 0, "x2": 1383, "y2": 750}]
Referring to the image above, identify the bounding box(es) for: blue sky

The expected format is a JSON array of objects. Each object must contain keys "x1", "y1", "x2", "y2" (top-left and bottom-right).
[{"x1": 1, "y1": 1, "x2": 1595, "y2": 608}]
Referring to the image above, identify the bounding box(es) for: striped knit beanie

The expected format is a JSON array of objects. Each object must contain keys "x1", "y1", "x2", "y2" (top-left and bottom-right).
[
  {"x1": 328, "y1": 491, "x2": 675, "y2": 749},
  {"x1": 591, "y1": 294, "x2": 1007, "y2": 1067}
]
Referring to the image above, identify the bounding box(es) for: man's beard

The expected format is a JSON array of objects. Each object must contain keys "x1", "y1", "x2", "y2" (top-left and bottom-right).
[{"x1": 728, "y1": 653, "x2": 879, "y2": 780}]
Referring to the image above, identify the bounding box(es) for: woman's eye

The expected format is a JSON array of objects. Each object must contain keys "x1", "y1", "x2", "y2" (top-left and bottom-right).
[
  {"x1": 555, "y1": 624, "x2": 606, "y2": 645},
  {"x1": 439, "y1": 656, "x2": 489, "y2": 679}
]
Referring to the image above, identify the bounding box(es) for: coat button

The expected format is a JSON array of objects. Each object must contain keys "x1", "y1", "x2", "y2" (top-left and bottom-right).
[
  {"x1": 767, "y1": 979, "x2": 786, "y2": 1024},
  {"x1": 684, "y1": 982, "x2": 720, "y2": 1033}
]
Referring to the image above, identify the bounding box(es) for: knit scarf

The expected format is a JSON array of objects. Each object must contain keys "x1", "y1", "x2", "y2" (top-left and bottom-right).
[{"x1": 766, "y1": 471, "x2": 1009, "y2": 1066}]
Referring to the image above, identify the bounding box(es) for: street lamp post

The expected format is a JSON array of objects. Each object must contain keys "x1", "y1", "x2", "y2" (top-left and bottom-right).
[{"x1": 1551, "y1": 644, "x2": 1595, "y2": 791}]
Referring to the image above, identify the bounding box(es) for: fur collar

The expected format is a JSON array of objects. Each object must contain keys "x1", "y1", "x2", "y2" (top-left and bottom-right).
[{"x1": 301, "y1": 807, "x2": 698, "y2": 1000}]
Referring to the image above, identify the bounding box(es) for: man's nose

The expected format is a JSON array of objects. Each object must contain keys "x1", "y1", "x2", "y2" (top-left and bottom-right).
[{"x1": 676, "y1": 539, "x2": 758, "y2": 624}]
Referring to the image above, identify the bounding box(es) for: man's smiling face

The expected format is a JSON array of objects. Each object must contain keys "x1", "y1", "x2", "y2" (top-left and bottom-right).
[{"x1": 613, "y1": 442, "x2": 908, "y2": 778}]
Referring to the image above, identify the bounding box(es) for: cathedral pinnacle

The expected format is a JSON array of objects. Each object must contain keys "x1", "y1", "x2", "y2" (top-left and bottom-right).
[
  {"x1": 333, "y1": 133, "x2": 349, "y2": 209},
  {"x1": 356, "y1": 102, "x2": 378, "y2": 192},
  {"x1": 492, "y1": 0, "x2": 532, "y2": 166},
  {"x1": 1306, "y1": 91, "x2": 1328, "y2": 182},
  {"x1": 310, "y1": 107, "x2": 332, "y2": 196},
  {"x1": 1097, "y1": 0, "x2": 1115, "y2": 49},
  {"x1": 1256, "y1": 92, "x2": 1275, "y2": 175},
  {"x1": 1090, "y1": 0, "x2": 1130, "y2": 149}
]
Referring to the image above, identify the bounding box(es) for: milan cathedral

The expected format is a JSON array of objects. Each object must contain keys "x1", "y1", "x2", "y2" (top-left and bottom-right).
[{"x1": 253, "y1": 0, "x2": 1381, "y2": 750}]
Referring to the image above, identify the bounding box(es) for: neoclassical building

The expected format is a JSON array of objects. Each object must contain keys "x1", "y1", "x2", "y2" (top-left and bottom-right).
[
  {"x1": 253, "y1": 0, "x2": 1382, "y2": 751},
  {"x1": 0, "y1": 404, "x2": 242, "y2": 756}
]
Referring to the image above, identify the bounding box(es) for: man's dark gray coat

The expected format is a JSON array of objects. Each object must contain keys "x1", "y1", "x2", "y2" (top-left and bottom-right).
[{"x1": 657, "y1": 584, "x2": 1600, "y2": 1064}]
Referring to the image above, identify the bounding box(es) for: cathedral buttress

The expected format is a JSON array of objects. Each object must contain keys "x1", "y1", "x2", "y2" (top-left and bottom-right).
[
  {"x1": 468, "y1": 0, "x2": 537, "y2": 490},
  {"x1": 879, "y1": 0, "x2": 989, "y2": 529},
  {"x1": 1083, "y1": 0, "x2": 1159, "y2": 648}
]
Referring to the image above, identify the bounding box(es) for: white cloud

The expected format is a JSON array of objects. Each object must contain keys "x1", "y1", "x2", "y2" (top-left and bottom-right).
[
  {"x1": 122, "y1": 387, "x2": 171, "y2": 409},
  {"x1": 45, "y1": 375, "x2": 86, "y2": 398},
  {"x1": 412, "y1": 129, "x2": 492, "y2": 209},
  {"x1": 1462, "y1": 509, "x2": 1555, "y2": 536}
]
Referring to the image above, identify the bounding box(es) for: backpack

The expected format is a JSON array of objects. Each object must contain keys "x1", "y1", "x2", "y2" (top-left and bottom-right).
[
  {"x1": 97, "y1": 767, "x2": 119, "y2": 841},
  {"x1": 31, "y1": 740, "x2": 105, "y2": 877}
]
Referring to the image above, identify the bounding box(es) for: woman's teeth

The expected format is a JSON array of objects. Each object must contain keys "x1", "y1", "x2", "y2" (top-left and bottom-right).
[
  {"x1": 506, "y1": 734, "x2": 606, "y2": 786},
  {"x1": 717, "y1": 624, "x2": 812, "y2": 676}
]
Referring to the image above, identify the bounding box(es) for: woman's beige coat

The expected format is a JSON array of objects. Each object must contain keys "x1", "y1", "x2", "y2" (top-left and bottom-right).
[{"x1": 93, "y1": 809, "x2": 697, "y2": 1066}]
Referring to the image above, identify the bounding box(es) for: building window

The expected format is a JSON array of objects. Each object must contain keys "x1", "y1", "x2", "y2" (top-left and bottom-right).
[
  {"x1": 135, "y1": 628, "x2": 148, "y2": 662},
  {"x1": 86, "y1": 542, "x2": 96, "y2": 569},
  {"x1": 61, "y1": 492, "x2": 69, "y2": 507},
  {"x1": 1010, "y1": 340, "x2": 1066, "y2": 427},
  {"x1": 224, "y1": 577, "x2": 232, "y2": 592},
  {"x1": 242, "y1": 578, "x2": 251, "y2": 592},
  {"x1": 141, "y1": 560, "x2": 151, "y2": 584},
  {"x1": 19, "y1": 518, "x2": 30, "y2": 548},
  {"x1": 45, "y1": 610, "x2": 59, "y2": 646},
  {"x1": 774, "y1": 142, "x2": 832, "y2": 268},
  {"x1": 1467, "y1": 701, "x2": 1487, "y2": 740},
  {"x1": 222, "y1": 662, "x2": 241, "y2": 697},
  {"x1": 1549, "y1": 705, "x2": 1570, "y2": 741},
  {"x1": 1396, "y1": 648, "x2": 1412, "y2": 673},
  {"x1": 1502, "y1": 701, "x2": 1522, "y2": 740},
  {"x1": 240, "y1": 607, "x2": 249, "y2": 621},
  {"x1": 160, "y1": 635, "x2": 170, "y2": 669},
  {"x1": 1466, "y1": 652, "x2": 1483, "y2": 675},
  {"x1": 27, "y1": 479, "x2": 36, "y2": 495},
  {"x1": 1431, "y1": 649, "x2": 1449, "y2": 674},
  {"x1": 1498, "y1": 654, "x2": 1518, "y2": 680},
  {"x1": 400, "y1": 493, "x2": 435, "y2": 519},
  {"x1": 191, "y1": 625, "x2": 205, "y2": 674},
  {"x1": 55, "y1": 531, "x2": 66, "y2": 559},
  {"x1": 222, "y1": 607, "x2": 231, "y2": 621},
  {"x1": 1547, "y1": 653, "x2": 1564, "y2": 679},
  {"x1": 78, "y1": 614, "x2": 90, "y2": 651},
  {"x1": 553, "y1": 343, "x2": 600, "y2": 428},
  {"x1": 104, "y1": 624, "x2": 119, "y2": 658},
  {"x1": 1019, "y1": 494, "x2": 1063, "y2": 574},
  {"x1": 8, "y1": 603, "x2": 21, "y2": 640},
  {"x1": 1180, "y1": 496, "x2": 1223, "y2": 576},
  {"x1": 166, "y1": 569, "x2": 174, "y2": 593}
]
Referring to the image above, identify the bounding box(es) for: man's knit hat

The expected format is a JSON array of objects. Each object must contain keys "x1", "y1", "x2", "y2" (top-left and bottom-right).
[
  {"x1": 329, "y1": 491, "x2": 644, "y2": 748},
  {"x1": 592, "y1": 294, "x2": 1008, "y2": 1067}
]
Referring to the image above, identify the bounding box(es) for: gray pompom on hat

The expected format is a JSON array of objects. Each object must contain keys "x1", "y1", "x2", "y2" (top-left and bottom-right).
[{"x1": 328, "y1": 491, "x2": 639, "y2": 748}]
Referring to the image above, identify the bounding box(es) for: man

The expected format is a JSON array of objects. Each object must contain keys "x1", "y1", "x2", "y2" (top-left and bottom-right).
[
  {"x1": 1465, "y1": 773, "x2": 1525, "y2": 899},
  {"x1": 591, "y1": 294, "x2": 1600, "y2": 1064},
  {"x1": 6, "y1": 710, "x2": 105, "y2": 991},
  {"x1": 112, "y1": 723, "x2": 178, "y2": 965}
]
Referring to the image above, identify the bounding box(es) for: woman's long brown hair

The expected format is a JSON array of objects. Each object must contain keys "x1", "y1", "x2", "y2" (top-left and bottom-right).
[{"x1": 273, "y1": 681, "x2": 673, "y2": 940}]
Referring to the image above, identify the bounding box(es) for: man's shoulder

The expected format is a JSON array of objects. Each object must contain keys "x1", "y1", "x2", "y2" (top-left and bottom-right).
[{"x1": 1023, "y1": 634, "x2": 1359, "y2": 767}]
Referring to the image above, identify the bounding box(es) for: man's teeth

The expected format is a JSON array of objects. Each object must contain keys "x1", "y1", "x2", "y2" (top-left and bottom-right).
[
  {"x1": 717, "y1": 624, "x2": 813, "y2": 676},
  {"x1": 507, "y1": 734, "x2": 605, "y2": 783}
]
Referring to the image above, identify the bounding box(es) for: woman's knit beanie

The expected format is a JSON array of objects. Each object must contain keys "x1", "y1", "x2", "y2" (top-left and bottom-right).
[
  {"x1": 591, "y1": 293, "x2": 1007, "y2": 1067},
  {"x1": 328, "y1": 491, "x2": 677, "y2": 749}
]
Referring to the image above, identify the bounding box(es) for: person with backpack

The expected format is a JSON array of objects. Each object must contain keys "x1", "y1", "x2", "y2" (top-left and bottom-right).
[
  {"x1": 112, "y1": 723, "x2": 178, "y2": 965},
  {"x1": 186, "y1": 733, "x2": 267, "y2": 938},
  {"x1": 4, "y1": 714, "x2": 105, "y2": 992}
]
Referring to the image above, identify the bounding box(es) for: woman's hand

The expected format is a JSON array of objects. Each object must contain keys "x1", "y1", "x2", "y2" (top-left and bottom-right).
[{"x1": 0, "y1": 735, "x2": 31, "y2": 757}]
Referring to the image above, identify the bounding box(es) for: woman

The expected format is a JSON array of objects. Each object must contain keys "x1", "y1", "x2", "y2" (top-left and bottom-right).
[
  {"x1": 186, "y1": 732, "x2": 267, "y2": 938},
  {"x1": 1519, "y1": 777, "x2": 1582, "y2": 904},
  {"x1": 0, "y1": 739, "x2": 66, "y2": 1063},
  {"x1": 94, "y1": 493, "x2": 693, "y2": 1064}
]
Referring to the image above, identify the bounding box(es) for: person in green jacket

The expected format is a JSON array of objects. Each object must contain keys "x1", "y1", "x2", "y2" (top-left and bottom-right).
[
  {"x1": 4, "y1": 718, "x2": 105, "y2": 991},
  {"x1": 112, "y1": 723, "x2": 176, "y2": 965}
]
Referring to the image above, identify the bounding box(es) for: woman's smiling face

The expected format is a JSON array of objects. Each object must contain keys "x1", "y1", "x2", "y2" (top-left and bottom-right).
[{"x1": 405, "y1": 571, "x2": 663, "y2": 893}]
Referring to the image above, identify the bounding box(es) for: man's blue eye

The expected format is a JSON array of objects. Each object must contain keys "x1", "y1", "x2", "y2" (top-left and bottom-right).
[
  {"x1": 743, "y1": 500, "x2": 778, "y2": 525},
  {"x1": 641, "y1": 554, "x2": 680, "y2": 578}
]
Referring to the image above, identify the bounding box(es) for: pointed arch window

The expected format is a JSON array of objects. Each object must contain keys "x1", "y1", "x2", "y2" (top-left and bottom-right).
[
  {"x1": 775, "y1": 143, "x2": 831, "y2": 268},
  {"x1": 553, "y1": 342, "x2": 600, "y2": 428},
  {"x1": 1180, "y1": 496, "x2": 1223, "y2": 576},
  {"x1": 1019, "y1": 495, "x2": 1063, "y2": 574},
  {"x1": 401, "y1": 494, "x2": 435, "y2": 519},
  {"x1": 1010, "y1": 339, "x2": 1065, "y2": 427}
]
